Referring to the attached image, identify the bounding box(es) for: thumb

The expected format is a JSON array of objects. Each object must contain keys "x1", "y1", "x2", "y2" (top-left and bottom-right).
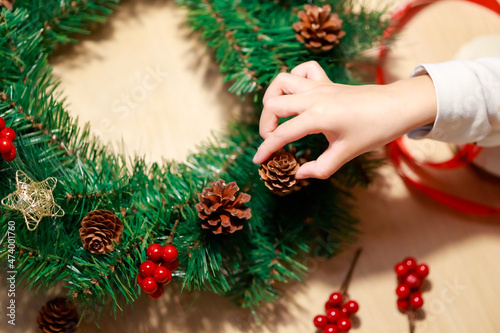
[
  {"x1": 290, "y1": 61, "x2": 330, "y2": 82},
  {"x1": 295, "y1": 144, "x2": 348, "y2": 180}
]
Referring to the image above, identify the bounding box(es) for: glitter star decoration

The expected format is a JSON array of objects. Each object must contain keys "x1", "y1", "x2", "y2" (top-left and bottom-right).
[{"x1": 1, "y1": 170, "x2": 64, "y2": 231}]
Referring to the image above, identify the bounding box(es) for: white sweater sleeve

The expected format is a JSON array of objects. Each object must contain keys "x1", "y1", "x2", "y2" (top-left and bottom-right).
[{"x1": 407, "y1": 56, "x2": 500, "y2": 147}]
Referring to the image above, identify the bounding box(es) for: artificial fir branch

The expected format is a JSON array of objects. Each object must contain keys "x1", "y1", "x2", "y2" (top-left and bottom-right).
[
  {"x1": 165, "y1": 219, "x2": 181, "y2": 245},
  {"x1": 15, "y1": 0, "x2": 120, "y2": 52},
  {"x1": 203, "y1": 0, "x2": 262, "y2": 91}
]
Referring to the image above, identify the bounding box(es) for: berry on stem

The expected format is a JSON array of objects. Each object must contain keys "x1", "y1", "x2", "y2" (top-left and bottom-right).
[
  {"x1": 397, "y1": 299, "x2": 410, "y2": 311},
  {"x1": 136, "y1": 274, "x2": 144, "y2": 286},
  {"x1": 146, "y1": 243, "x2": 163, "y2": 262},
  {"x1": 337, "y1": 318, "x2": 352, "y2": 332},
  {"x1": 416, "y1": 264, "x2": 429, "y2": 278},
  {"x1": 141, "y1": 277, "x2": 158, "y2": 294},
  {"x1": 342, "y1": 300, "x2": 359, "y2": 316},
  {"x1": 0, "y1": 117, "x2": 5, "y2": 130},
  {"x1": 341, "y1": 306, "x2": 349, "y2": 317},
  {"x1": 148, "y1": 284, "x2": 164, "y2": 299},
  {"x1": 0, "y1": 138, "x2": 13, "y2": 154},
  {"x1": 139, "y1": 260, "x2": 157, "y2": 277},
  {"x1": 153, "y1": 266, "x2": 172, "y2": 284},
  {"x1": 410, "y1": 293, "x2": 424, "y2": 309},
  {"x1": 0, "y1": 128, "x2": 16, "y2": 141},
  {"x1": 163, "y1": 259, "x2": 179, "y2": 272},
  {"x1": 323, "y1": 324, "x2": 339, "y2": 333},
  {"x1": 314, "y1": 249, "x2": 362, "y2": 332},
  {"x1": 314, "y1": 315, "x2": 328, "y2": 329},
  {"x1": 396, "y1": 284, "x2": 410, "y2": 299},
  {"x1": 405, "y1": 273, "x2": 422, "y2": 289},
  {"x1": 162, "y1": 245, "x2": 178, "y2": 262},
  {"x1": 328, "y1": 292, "x2": 343, "y2": 307},
  {"x1": 326, "y1": 308, "x2": 343, "y2": 324},
  {"x1": 403, "y1": 257, "x2": 417, "y2": 271},
  {"x1": 394, "y1": 262, "x2": 408, "y2": 277},
  {"x1": 2, "y1": 145, "x2": 16, "y2": 161}
]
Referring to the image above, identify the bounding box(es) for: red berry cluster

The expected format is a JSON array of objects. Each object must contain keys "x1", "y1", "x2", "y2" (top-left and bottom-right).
[
  {"x1": 394, "y1": 257, "x2": 429, "y2": 312},
  {"x1": 0, "y1": 117, "x2": 17, "y2": 161},
  {"x1": 137, "y1": 244, "x2": 179, "y2": 299},
  {"x1": 313, "y1": 292, "x2": 359, "y2": 333}
]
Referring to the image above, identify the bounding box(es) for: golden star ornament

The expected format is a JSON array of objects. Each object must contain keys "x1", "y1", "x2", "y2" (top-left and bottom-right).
[{"x1": 1, "y1": 170, "x2": 65, "y2": 231}]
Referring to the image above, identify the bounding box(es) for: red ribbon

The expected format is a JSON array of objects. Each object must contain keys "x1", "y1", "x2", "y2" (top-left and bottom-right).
[{"x1": 377, "y1": 0, "x2": 500, "y2": 216}]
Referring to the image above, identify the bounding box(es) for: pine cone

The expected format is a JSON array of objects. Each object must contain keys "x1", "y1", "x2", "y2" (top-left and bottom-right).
[
  {"x1": 79, "y1": 210, "x2": 124, "y2": 254},
  {"x1": 37, "y1": 297, "x2": 78, "y2": 333},
  {"x1": 0, "y1": 0, "x2": 14, "y2": 10},
  {"x1": 259, "y1": 150, "x2": 303, "y2": 194},
  {"x1": 195, "y1": 180, "x2": 252, "y2": 235},
  {"x1": 293, "y1": 4, "x2": 346, "y2": 53}
]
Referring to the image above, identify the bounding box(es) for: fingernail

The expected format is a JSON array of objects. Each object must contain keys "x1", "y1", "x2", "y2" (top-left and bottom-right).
[
  {"x1": 295, "y1": 170, "x2": 305, "y2": 179},
  {"x1": 253, "y1": 152, "x2": 261, "y2": 164}
]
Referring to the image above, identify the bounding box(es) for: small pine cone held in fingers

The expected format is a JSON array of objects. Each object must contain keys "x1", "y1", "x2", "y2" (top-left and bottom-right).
[
  {"x1": 259, "y1": 149, "x2": 308, "y2": 194},
  {"x1": 293, "y1": 4, "x2": 346, "y2": 53},
  {"x1": 195, "y1": 180, "x2": 252, "y2": 235}
]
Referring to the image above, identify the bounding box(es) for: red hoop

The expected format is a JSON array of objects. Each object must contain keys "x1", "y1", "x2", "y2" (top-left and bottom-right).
[{"x1": 377, "y1": 0, "x2": 500, "y2": 215}]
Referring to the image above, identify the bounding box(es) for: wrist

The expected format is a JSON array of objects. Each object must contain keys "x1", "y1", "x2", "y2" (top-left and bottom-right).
[{"x1": 388, "y1": 75, "x2": 437, "y2": 135}]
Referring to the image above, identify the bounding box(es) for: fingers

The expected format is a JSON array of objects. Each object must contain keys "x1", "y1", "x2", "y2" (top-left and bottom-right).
[
  {"x1": 260, "y1": 94, "x2": 310, "y2": 139},
  {"x1": 290, "y1": 61, "x2": 330, "y2": 81},
  {"x1": 253, "y1": 113, "x2": 317, "y2": 164},
  {"x1": 262, "y1": 73, "x2": 316, "y2": 105},
  {"x1": 295, "y1": 143, "x2": 348, "y2": 180},
  {"x1": 256, "y1": 61, "x2": 340, "y2": 177},
  {"x1": 260, "y1": 63, "x2": 328, "y2": 138}
]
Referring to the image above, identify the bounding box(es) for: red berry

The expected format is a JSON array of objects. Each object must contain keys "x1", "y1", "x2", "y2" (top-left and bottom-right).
[
  {"x1": 325, "y1": 301, "x2": 334, "y2": 311},
  {"x1": 137, "y1": 274, "x2": 144, "y2": 285},
  {"x1": 0, "y1": 138, "x2": 13, "y2": 154},
  {"x1": 162, "y1": 245, "x2": 178, "y2": 262},
  {"x1": 2, "y1": 145, "x2": 16, "y2": 161},
  {"x1": 403, "y1": 257, "x2": 417, "y2": 271},
  {"x1": 337, "y1": 318, "x2": 352, "y2": 332},
  {"x1": 396, "y1": 284, "x2": 411, "y2": 299},
  {"x1": 146, "y1": 243, "x2": 163, "y2": 262},
  {"x1": 328, "y1": 292, "x2": 343, "y2": 307},
  {"x1": 153, "y1": 266, "x2": 172, "y2": 284},
  {"x1": 326, "y1": 308, "x2": 343, "y2": 324},
  {"x1": 342, "y1": 300, "x2": 359, "y2": 316},
  {"x1": 323, "y1": 324, "x2": 338, "y2": 333},
  {"x1": 141, "y1": 277, "x2": 158, "y2": 294},
  {"x1": 139, "y1": 260, "x2": 157, "y2": 277},
  {"x1": 410, "y1": 293, "x2": 424, "y2": 309},
  {"x1": 0, "y1": 128, "x2": 15, "y2": 141},
  {"x1": 397, "y1": 299, "x2": 410, "y2": 311},
  {"x1": 0, "y1": 118, "x2": 4, "y2": 130},
  {"x1": 314, "y1": 315, "x2": 329, "y2": 329},
  {"x1": 163, "y1": 259, "x2": 179, "y2": 272},
  {"x1": 416, "y1": 264, "x2": 429, "y2": 278},
  {"x1": 341, "y1": 306, "x2": 349, "y2": 317},
  {"x1": 148, "y1": 284, "x2": 164, "y2": 299},
  {"x1": 394, "y1": 262, "x2": 408, "y2": 277},
  {"x1": 405, "y1": 273, "x2": 422, "y2": 289}
]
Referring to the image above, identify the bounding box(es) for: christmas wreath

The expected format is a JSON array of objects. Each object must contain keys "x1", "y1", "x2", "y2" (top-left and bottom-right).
[{"x1": 0, "y1": 0, "x2": 387, "y2": 325}]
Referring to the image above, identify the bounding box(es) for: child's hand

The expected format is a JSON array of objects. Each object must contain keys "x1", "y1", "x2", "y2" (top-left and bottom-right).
[{"x1": 253, "y1": 61, "x2": 437, "y2": 179}]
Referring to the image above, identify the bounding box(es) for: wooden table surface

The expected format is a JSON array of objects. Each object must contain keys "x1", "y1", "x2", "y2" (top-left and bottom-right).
[{"x1": 2, "y1": 0, "x2": 500, "y2": 332}]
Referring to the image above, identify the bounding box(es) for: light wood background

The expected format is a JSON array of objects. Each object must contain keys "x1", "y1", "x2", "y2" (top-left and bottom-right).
[{"x1": 2, "y1": 0, "x2": 500, "y2": 332}]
